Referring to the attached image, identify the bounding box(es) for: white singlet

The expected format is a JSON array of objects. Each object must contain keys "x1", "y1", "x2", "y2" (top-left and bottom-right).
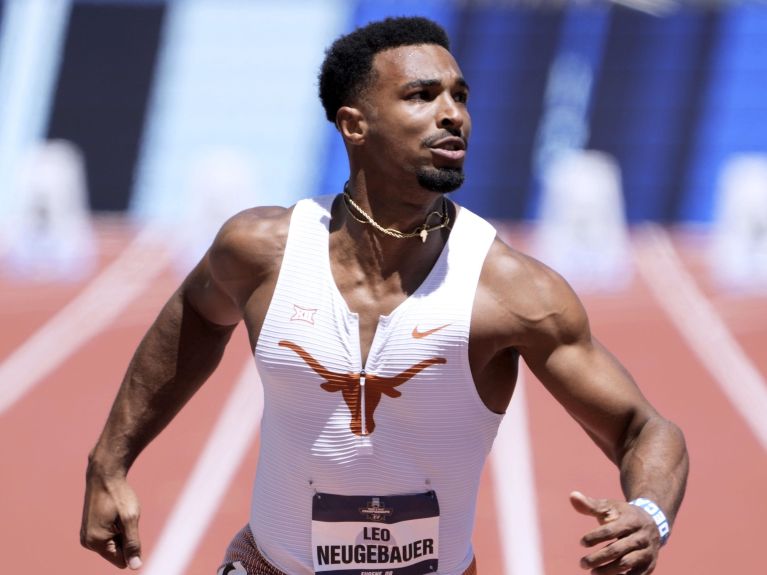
[{"x1": 250, "y1": 195, "x2": 503, "y2": 574}]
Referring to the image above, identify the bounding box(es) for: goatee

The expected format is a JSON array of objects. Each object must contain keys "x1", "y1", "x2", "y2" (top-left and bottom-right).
[{"x1": 416, "y1": 166, "x2": 465, "y2": 193}]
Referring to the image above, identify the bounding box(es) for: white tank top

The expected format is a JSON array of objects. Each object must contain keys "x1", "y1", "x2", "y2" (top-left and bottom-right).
[{"x1": 250, "y1": 195, "x2": 503, "y2": 574}]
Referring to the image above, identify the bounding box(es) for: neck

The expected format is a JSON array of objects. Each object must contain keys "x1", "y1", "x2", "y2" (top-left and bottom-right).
[
  {"x1": 343, "y1": 175, "x2": 449, "y2": 235},
  {"x1": 343, "y1": 184, "x2": 449, "y2": 243},
  {"x1": 330, "y1": 182, "x2": 452, "y2": 279}
]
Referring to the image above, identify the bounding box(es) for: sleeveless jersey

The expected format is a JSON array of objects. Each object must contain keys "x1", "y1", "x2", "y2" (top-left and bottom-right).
[{"x1": 250, "y1": 195, "x2": 503, "y2": 574}]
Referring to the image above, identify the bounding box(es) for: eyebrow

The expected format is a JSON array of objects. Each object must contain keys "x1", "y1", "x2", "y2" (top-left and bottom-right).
[{"x1": 402, "y1": 77, "x2": 470, "y2": 91}]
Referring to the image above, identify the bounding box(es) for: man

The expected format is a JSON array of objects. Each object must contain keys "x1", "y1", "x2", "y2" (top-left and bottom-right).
[{"x1": 81, "y1": 16, "x2": 688, "y2": 575}]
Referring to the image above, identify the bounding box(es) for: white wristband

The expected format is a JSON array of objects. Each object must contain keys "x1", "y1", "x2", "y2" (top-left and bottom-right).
[{"x1": 630, "y1": 498, "x2": 670, "y2": 545}]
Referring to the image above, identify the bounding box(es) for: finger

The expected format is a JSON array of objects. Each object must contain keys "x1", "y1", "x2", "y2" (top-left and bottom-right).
[
  {"x1": 83, "y1": 533, "x2": 128, "y2": 569},
  {"x1": 590, "y1": 550, "x2": 653, "y2": 575},
  {"x1": 117, "y1": 511, "x2": 143, "y2": 570},
  {"x1": 80, "y1": 523, "x2": 128, "y2": 568},
  {"x1": 104, "y1": 536, "x2": 129, "y2": 569},
  {"x1": 570, "y1": 491, "x2": 600, "y2": 515},
  {"x1": 570, "y1": 491, "x2": 617, "y2": 524},
  {"x1": 580, "y1": 534, "x2": 647, "y2": 569},
  {"x1": 582, "y1": 521, "x2": 637, "y2": 547}
]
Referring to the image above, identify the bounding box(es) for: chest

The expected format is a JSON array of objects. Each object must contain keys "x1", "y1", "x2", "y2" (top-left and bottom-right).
[
  {"x1": 331, "y1": 274, "x2": 415, "y2": 366},
  {"x1": 250, "y1": 196, "x2": 495, "y2": 372},
  {"x1": 254, "y1": 248, "x2": 468, "y2": 381},
  {"x1": 254, "y1": 267, "x2": 474, "y2": 442}
]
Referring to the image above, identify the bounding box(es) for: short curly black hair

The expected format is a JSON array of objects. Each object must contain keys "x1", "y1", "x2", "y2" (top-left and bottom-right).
[{"x1": 318, "y1": 16, "x2": 450, "y2": 123}]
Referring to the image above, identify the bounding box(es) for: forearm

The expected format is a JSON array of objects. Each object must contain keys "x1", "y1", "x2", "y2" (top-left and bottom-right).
[
  {"x1": 89, "y1": 289, "x2": 236, "y2": 476},
  {"x1": 619, "y1": 415, "x2": 689, "y2": 526}
]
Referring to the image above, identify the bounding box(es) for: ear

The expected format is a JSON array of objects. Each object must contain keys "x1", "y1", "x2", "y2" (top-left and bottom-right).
[{"x1": 336, "y1": 106, "x2": 367, "y2": 146}]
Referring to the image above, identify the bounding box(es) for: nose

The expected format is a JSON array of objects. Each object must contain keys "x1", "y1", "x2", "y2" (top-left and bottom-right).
[{"x1": 438, "y1": 94, "x2": 465, "y2": 131}]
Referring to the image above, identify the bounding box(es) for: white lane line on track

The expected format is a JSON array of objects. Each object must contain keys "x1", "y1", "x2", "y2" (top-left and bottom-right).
[
  {"x1": 142, "y1": 359, "x2": 262, "y2": 575},
  {"x1": 0, "y1": 226, "x2": 170, "y2": 414},
  {"x1": 490, "y1": 371, "x2": 546, "y2": 575},
  {"x1": 635, "y1": 225, "x2": 767, "y2": 452}
]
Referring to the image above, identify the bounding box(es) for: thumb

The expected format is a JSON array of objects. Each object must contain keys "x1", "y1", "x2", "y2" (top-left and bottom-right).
[
  {"x1": 119, "y1": 513, "x2": 143, "y2": 570},
  {"x1": 569, "y1": 491, "x2": 617, "y2": 524}
]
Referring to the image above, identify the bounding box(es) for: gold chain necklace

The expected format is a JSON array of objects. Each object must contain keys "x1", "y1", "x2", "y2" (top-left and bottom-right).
[{"x1": 342, "y1": 185, "x2": 450, "y2": 243}]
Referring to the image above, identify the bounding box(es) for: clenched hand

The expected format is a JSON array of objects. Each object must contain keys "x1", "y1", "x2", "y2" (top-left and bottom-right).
[{"x1": 81, "y1": 470, "x2": 143, "y2": 570}]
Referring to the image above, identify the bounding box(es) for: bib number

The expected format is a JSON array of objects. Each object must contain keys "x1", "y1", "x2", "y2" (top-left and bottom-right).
[{"x1": 311, "y1": 491, "x2": 439, "y2": 575}]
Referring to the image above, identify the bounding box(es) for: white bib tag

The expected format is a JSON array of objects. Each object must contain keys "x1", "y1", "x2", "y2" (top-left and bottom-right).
[{"x1": 311, "y1": 491, "x2": 439, "y2": 574}]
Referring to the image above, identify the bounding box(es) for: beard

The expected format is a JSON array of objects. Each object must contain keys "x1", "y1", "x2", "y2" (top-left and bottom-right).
[{"x1": 416, "y1": 166, "x2": 465, "y2": 193}]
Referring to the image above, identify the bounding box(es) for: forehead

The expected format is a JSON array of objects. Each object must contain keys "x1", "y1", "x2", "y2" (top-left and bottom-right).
[{"x1": 371, "y1": 44, "x2": 464, "y2": 87}]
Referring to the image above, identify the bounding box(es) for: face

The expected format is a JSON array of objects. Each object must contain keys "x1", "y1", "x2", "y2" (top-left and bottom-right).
[{"x1": 356, "y1": 44, "x2": 471, "y2": 193}]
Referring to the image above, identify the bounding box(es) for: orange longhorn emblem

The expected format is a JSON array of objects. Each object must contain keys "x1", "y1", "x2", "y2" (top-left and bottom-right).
[{"x1": 278, "y1": 340, "x2": 446, "y2": 436}]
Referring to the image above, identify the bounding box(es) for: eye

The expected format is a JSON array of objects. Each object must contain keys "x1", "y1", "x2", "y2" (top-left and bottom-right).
[
  {"x1": 407, "y1": 90, "x2": 434, "y2": 101},
  {"x1": 454, "y1": 91, "x2": 469, "y2": 104}
]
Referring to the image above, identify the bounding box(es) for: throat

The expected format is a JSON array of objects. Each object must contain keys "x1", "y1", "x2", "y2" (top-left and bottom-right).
[
  {"x1": 328, "y1": 191, "x2": 452, "y2": 312},
  {"x1": 342, "y1": 183, "x2": 451, "y2": 244}
]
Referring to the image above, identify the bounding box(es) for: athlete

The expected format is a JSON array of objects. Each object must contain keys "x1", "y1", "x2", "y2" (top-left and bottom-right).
[{"x1": 81, "y1": 17, "x2": 688, "y2": 575}]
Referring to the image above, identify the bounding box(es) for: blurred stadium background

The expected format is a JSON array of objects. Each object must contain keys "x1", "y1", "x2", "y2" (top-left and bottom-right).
[
  {"x1": 3, "y1": 0, "x2": 767, "y2": 284},
  {"x1": 3, "y1": 0, "x2": 767, "y2": 220},
  {"x1": 1, "y1": 1, "x2": 766, "y2": 574}
]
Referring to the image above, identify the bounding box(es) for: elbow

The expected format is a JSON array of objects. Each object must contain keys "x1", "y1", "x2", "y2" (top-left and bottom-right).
[{"x1": 620, "y1": 410, "x2": 689, "y2": 468}]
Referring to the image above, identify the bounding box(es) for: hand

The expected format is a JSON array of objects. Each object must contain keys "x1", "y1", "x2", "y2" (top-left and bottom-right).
[
  {"x1": 80, "y1": 470, "x2": 143, "y2": 570},
  {"x1": 570, "y1": 490, "x2": 662, "y2": 575}
]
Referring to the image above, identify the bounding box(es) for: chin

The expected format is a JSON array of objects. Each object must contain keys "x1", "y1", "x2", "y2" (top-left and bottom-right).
[{"x1": 416, "y1": 166, "x2": 465, "y2": 193}]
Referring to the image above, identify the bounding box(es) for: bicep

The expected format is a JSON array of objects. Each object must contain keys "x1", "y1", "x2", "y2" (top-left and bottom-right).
[
  {"x1": 181, "y1": 219, "x2": 246, "y2": 327},
  {"x1": 520, "y1": 306, "x2": 655, "y2": 463},
  {"x1": 182, "y1": 253, "x2": 243, "y2": 328},
  {"x1": 181, "y1": 206, "x2": 288, "y2": 329},
  {"x1": 483, "y1": 242, "x2": 656, "y2": 462}
]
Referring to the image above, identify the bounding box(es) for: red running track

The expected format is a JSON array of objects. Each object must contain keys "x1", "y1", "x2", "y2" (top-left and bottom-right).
[{"x1": 0, "y1": 219, "x2": 764, "y2": 574}]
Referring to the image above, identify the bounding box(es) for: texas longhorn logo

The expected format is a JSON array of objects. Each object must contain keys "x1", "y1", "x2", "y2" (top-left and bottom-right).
[{"x1": 278, "y1": 340, "x2": 445, "y2": 436}]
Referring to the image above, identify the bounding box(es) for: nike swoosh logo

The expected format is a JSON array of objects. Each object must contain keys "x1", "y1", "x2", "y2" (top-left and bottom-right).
[{"x1": 412, "y1": 323, "x2": 451, "y2": 339}]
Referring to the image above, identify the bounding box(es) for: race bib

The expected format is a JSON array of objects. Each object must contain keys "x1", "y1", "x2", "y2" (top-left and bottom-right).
[{"x1": 311, "y1": 491, "x2": 439, "y2": 575}]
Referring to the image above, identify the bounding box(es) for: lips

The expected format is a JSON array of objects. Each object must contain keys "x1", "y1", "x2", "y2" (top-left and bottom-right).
[{"x1": 428, "y1": 136, "x2": 467, "y2": 161}]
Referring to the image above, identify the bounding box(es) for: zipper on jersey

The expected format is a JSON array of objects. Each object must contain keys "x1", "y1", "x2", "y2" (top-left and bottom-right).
[{"x1": 359, "y1": 369, "x2": 366, "y2": 435}]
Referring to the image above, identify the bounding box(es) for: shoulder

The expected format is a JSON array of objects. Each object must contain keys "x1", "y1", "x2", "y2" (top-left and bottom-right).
[
  {"x1": 208, "y1": 204, "x2": 294, "y2": 286},
  {"x1": 475, "y1": 237, "x2": 590, "y2": 352},
  {"x1": 212, "y1": 205, "x2": 292, "y2": 252}
]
